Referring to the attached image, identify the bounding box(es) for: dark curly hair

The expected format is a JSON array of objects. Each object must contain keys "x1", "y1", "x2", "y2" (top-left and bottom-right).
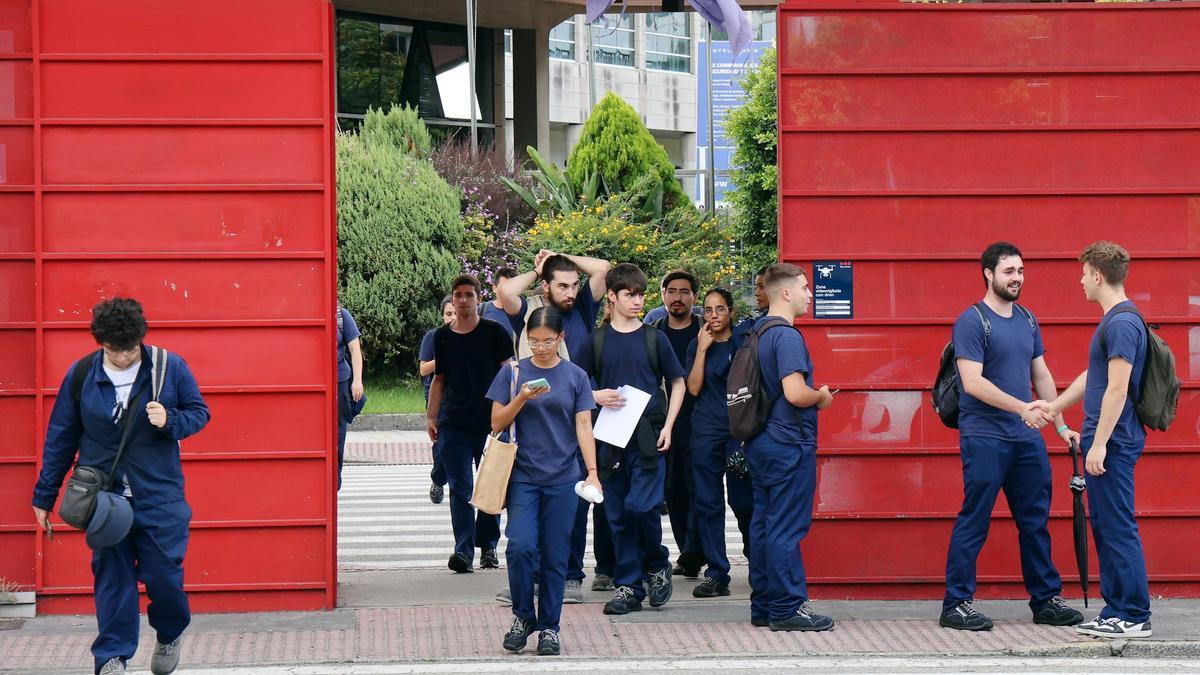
[{"x1": 90, "y1": 297, "x2": 148, "y2": 350}]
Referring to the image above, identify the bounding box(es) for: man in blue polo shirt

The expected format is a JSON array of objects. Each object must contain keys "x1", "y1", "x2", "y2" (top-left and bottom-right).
[
  {"x1": 1043, "y1": 241, "x2": 1152, "y2": 639},
  {"x1": 745, "y1": 263, "x2": 834, "y2": 632},
  {"x1": 940, "y1": 242, "x2": 1083, "y2": 631}
]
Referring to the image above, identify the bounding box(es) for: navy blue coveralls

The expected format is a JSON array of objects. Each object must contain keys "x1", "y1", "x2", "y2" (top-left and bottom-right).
[
  {"x1": 33, "y1": 347, "x2": 210, "y2": 674},
  {"x1": 943, "y1": 304, "x2": 1063, "y2": 612}
]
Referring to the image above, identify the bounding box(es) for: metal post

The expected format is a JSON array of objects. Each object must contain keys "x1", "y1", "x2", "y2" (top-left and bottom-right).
[
  {"x1": 588, "y1": 19, "x2": 597, "y2": 111},
  {"x1": 465, "y1": 0, "x2": 478, "y2": 152},
  {"x1": 705, "y1": 21, "x2": 716, "y2": 213}
]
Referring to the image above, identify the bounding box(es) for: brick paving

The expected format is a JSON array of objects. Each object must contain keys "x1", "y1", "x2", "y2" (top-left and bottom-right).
[
  {"x1": 343, "y1": 441, "x2": 432, "y2": 465},
  {"x1": 0, "y1": 603, "x2": 1093, "y2": 672}
]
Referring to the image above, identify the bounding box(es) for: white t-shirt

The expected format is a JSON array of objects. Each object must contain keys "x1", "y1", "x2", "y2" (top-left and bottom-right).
[{"x1": 104, "y1": 361, "x2": 139, "y2": 497}]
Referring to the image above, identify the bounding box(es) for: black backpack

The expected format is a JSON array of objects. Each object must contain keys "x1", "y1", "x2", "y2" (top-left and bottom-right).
[
  {"x1": 1101, "y1": 307, "x2": 1180, "y2": 432},
  {"x1": 725, "y1": 316, "x2": 794, "y2": 441},
  {"x1": 932, "y1": 302, "x2": 1036, "y2": 429}
]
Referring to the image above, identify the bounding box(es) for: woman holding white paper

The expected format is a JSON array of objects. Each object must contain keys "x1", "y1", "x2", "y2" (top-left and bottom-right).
[{"x1": 486, "y1": 306, "x2": 602, "y2": 656}]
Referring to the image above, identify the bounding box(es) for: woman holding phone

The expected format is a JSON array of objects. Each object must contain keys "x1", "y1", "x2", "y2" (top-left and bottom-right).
[
  {"x1": 486, "y1": 306, "x2": 602, "y2": 656},
  {"x1": 684, "y1": 288, "x2": 754, "y2": 598}
]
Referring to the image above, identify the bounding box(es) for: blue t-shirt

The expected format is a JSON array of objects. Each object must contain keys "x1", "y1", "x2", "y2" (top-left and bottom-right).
[
  {"x1": 952, "y1": 303, "x2": 1044, "y2": 441},
  {"x1": 509, "y1": 284, "x2": 600, "y2": 359},
  {"x1": 643, "y1": 305, "x2": 703, "y2": 325},
  {"x1": 486, "y1": 358, "x2": 595, "y2": 486},
  {"x1": 481, "y1": 301, "x2": 516, "y2": 339},
  {"x1": 574, "y1": 324, "x2": 686, "y2": 423},
  {"x1": 754, "y1": 315, "x2": 817, "y2": 446},
  {"x1": 336, "y1": 307, "x2": 361, "y2": 383},
  {"x1": 1083, "y1": 300, "x2": 1147, "y2": 446},
  {"x1": 685, "y1": 336, "x2": 740, "y2": 441},
  {"x1": 419, "y1": 327, "x2": 437, "y2": 402}
]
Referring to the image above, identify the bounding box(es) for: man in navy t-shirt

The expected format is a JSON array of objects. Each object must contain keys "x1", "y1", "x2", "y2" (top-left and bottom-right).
[
  {"x1": 940, "y1": 242, "x2": 1083, "y2": 632},
  {"x1": 574, "y1": 264, "x2": 687, "y2": 616},
  {"x1": 480, "y1": 267, "x2": 517, "y2": 341},
  {"x1": 744, "y1": 264, "x2": 834, "y2": 632},
  {"x1": 1043, "y1": 241, "x2": 1152, "y2": 639},
  {"x1": 427, "y1": 275, "x2": 514, "y2": 574},
  {"x1": 420, "y1": 295, "x2": 455, "y2": 504}
]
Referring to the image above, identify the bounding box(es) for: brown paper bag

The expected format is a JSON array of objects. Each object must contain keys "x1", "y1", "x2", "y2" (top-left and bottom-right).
[{"x1": 470, "y1": 362, "x2": 519, "y2": 515}]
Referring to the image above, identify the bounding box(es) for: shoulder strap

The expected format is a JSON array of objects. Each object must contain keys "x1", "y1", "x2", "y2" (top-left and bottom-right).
[
  {"x1": 102, "y1": 386, "x2": 144, "y2": 490},
  {"x1": 971, "y1": 302, "x2": 991, "y2": 351},
  {"x1": 1013, "y1": 303, "x2": 1037, "y2": 332},
  {"x1": 336, "y1": 305, "x2": 344, "y2": 333},
  {"x1": 652, "y1": 316, "x2": 666, "y2": 331},
  {"x1": 150, "y1": 346, "x2": 169, "y2": 402},
  {"x1": 643, "y1": 324, "x2": 661, "y2": 382},
  {"x1": 755, "y1": 316, "x2": 794, "y2": 337},
  {"x1": 591, "y1": 326, "x2": 606, "y2": 379},
  {"x1": 1099, "y1": 306, "x2": 1145, "y2": 356},
  {"x1": 71, "y1": 349, "x2": 101, "y2": 409},
  {"x1": 507, "y1": 361, "x2": 519, "y2": 443}
]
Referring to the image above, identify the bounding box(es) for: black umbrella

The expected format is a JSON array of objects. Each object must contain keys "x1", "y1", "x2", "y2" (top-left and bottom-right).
[{"x1": 1067, "y1": 439, "x2": 1089, "y2": 608}]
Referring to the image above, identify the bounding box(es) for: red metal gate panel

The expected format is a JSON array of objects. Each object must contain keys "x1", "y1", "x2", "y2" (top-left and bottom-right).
[
  {"x1": 778, "y1": 1, "x2": 1200, "y2": 600},
  {"x1": 0, "y1": 0, "x2": 338, "y2": 613}
]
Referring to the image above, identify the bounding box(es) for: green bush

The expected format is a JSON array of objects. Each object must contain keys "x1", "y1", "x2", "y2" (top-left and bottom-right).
[
  {"x1": 566, "y1": 92, "x2": 690, "y2": 212},
  {"x1": 361, "y1": 104, "x2": 433, "y2": 158},
  {"x1": 337, "y1": 130, "x2": 462, "y2": 374},
  {"x1": 725, "y1": 46, "x2": 778, "y2": 270}
]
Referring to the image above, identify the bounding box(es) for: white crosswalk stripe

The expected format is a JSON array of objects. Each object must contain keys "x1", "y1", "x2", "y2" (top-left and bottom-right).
[{"x1": 337, "y1": 464, "x2": 748, "y2": 571}]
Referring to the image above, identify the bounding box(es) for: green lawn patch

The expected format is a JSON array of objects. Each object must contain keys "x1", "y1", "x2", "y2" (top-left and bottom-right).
[{"x1": 362, "y1": 375, "x2": 426, "y2": 415}]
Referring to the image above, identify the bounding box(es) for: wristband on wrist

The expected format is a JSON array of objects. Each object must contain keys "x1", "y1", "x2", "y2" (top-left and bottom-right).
[{"x1": 1056, "y1": 424, "x2": 1069, "y2": 434}]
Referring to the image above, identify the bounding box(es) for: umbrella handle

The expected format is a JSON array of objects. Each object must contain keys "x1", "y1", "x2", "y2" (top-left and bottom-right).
[{"x1": 1067, "y1": 438, "x2": 1085, "y2": 493}]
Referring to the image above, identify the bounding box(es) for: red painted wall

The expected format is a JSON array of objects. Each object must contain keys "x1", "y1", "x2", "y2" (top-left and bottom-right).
[
  {"x1": 0, "y1": 0, "x2": 338, "y2": 613},
  {"x1": 778, "y1": 1, "x2": 1200, "y2": 599}
]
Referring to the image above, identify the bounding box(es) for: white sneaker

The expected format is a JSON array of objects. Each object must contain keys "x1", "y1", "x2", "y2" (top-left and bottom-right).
[{"x1": 1076, "y1": 617, "x2": 1152, "y2": 639}]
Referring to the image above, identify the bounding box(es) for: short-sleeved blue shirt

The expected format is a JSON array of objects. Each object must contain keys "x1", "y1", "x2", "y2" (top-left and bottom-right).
[
  {"x1": 1083, "y1": 300, "x2": 1147, "y2": 446},
  {"x1": 952, "y1": 303, "x2": 1044, "y2": 441},
  {"x1": 686, "y1": 336, "x2": 740, "y2": 441},
  {"x1": 481, "y1": 301, "x2": 515, "y2": 339},
  {"x1": 336, "y1": 307, "x2": 361, "y2": 383},
  {"x1": 487, "y1": 358, "x2": 595, "y2": 486},
  {"x1": 574, "y1": 324, "x2": 686, "y2": 422},
  {"x1": 419, "y1": 327, "x2": 437, "y2": 402},
  {"x1": 754, "y1": 315, "x2": 817, "y2": 446},
  {"x1": 509, "y1": 283, "x2": 600, "y2": 359},
  {"x1": 643, "y1": 305, "x2": 703, "y2": 325}
]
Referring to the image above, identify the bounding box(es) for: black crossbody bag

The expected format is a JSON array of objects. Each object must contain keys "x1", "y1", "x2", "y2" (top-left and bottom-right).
[{"x1": 59, "y1": 348, "x2": 167, "y2": 530}]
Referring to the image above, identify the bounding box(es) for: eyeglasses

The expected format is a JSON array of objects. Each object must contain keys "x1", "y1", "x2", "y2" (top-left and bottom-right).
[
  {"x1": 702, "y1": 306, "x2": 730, "y2": 316},
  {"x1": 102, "y1": 345, "x2": 140, "y2": 357},
  {"x1": 527, "y1": 338, "x2": 558, "y2": 350}
]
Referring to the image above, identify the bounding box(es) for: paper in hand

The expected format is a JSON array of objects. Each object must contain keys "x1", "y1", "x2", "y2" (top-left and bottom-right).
[{"x1": 593, "y1": 385, "x2": 652, "y2": 449}]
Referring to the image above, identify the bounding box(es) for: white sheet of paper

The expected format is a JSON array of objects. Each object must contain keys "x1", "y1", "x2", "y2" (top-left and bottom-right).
[{"x1": 592, "y1": 385, "x2": 652, "y2": 449}]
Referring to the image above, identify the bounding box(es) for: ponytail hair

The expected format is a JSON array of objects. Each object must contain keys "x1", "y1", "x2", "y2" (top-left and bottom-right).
[{"x1": 527, "y1": 305, "x2": 564, "y2": 334}]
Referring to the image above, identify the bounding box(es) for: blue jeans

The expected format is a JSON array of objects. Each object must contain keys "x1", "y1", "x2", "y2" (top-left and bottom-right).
[
  {"x1": 91, "y1": 500, "x2": 191, "y2": 674},
  {"x1": 943, "y1": 436, "x2": 1062, "y2": 611},
  {"x1": 1084, "y1": 437, "x2": 1151, "y2": 623},
  {"x1": 440, "y1": 426, "x2": 501, "y2": 561},
  {"x1": 747, "y1": 437, "x2": 816, "y2": 622},
  {"x1": 506, "y1": 481, "x2": 577, "y2": 632}
]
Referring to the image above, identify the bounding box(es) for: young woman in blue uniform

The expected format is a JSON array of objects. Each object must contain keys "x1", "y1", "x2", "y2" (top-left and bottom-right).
[
  {"x1": 487, "y1": 306, "x2": 601, "y2": 656},
  {"x1": 684, "y1": 288, "x2": 753, "y2": 598}
]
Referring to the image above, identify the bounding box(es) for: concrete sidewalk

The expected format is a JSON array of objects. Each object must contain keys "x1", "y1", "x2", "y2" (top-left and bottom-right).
[{"x1": 4, "y1": 567, "x2": 1198, "y2": 674}]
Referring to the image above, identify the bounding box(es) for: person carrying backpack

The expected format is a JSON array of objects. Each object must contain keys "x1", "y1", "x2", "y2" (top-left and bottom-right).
[
  {"x1": 938, "y1": 242, "x2": 1083, "y2": 632},
  {"x1": 336, "y1": 302, "x2": 365, "y2": 490},
  {"x1": 1040, "y1": 241, "x2": 1174, "y2": 639},
  {"x1": 31, "y1": 297, "x2": 210, "y2": 675},
  {"x1": 573, "y1": 263, "x2": 687, "y2": 616},
  {"x1": 739, "y1": 263, "x2": 835, "y2": 632}
]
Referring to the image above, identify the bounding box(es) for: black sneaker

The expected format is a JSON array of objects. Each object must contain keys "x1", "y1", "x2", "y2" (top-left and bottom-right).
[
  {"x1": 1076, "y1": 617, "x2": 1152, "y2": 639},
  {"x1": 675, "y1": 551, "x2": 703, "y2": 578},
  {"x1": 751, "y1": 615, "x2": 770, "y2": 628},
  {"x1": 647, "y1": 567, "x2": 673, "y2": 607},
  {"x1": 480, "y1": 548, "x2": 500, "y2": 569},
  {"x1": 693, "y1": 577, "x2": 730, "y2": 598},
  {"x1": 940, "y1": 600, "x2": 993, "y2": 631},
  {"x1": 502, "y1": 617, "x2": 534, "y2": 652},
  {"x1": 429, "y1": 482, "x2": 444, "y2": 504},
  {"x1": 536, "y1": 629, "x2": 561, "y2": 656},
  {"x1": 447, "y1": 552, "x2": 473, "y2": 574},
  {"x1": 603, "y1": 586, "x2": 643, "y2": 615},
  {"x1": 770, "y1": 603, "x2": 835, "y2": 632},
  {"x1": 1032, "y1": 596, "x2": 1084, "y2": 626},
  {"x1": 591, "y1": 574, "x2": 615, "y2": 592}
]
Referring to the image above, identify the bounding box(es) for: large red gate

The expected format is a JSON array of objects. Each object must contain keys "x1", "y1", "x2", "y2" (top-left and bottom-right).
[
  {"x1": 779, "y1": 1, "x2": 1200, "y2": 600},
  {"x1": 0, "y1": 0, "x2": 339, "y2": 613}
]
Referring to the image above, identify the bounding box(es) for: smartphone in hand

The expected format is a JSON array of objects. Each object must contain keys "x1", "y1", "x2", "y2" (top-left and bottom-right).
[{"x1": 526, "y1": 378, "x2": 551, "y2": 392}]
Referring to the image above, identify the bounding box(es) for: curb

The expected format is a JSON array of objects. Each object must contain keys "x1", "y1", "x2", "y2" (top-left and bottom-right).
[
  {"x1": 351, "y1": 413, "x2": 426, "y2": 431},
  {"x1": 1010, "y1": 639, "x2": 1200, "y2": 658}
]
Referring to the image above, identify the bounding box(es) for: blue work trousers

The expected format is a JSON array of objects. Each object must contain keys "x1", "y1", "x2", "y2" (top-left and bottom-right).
[
  {"x1": 505, "y1": 481, "x2": 577, "y2": 632},
  {"x1": 690, "y1": 433, "x2": 733, "y2": 584},
  {"x1": 568, "y1": 498, "x2": 614, "y2": 581},
  {"x1": 600, "y1": 445, "x2": 670, "y2": 600},
  {"x1": 440, "y1": 426, "x2": 501, "y2": 561},
  {"x1": 91, "y1": 500, "x2": 191, "y2": 674},
  {"x1": 747, "y1": 437, "x2": 816, "y2": 622},
  {"x1": 1084, "y1": 437, "x2": 1151, "y2": 624}
]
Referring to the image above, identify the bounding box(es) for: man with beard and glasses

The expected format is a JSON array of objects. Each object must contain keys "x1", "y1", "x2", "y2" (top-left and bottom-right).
[
  {"x1": 497, "y1": 250, "x2": 617, "y2": 600},
  {"x1": 939, "y1": 242, "x2": 1084, "y2": 631}
]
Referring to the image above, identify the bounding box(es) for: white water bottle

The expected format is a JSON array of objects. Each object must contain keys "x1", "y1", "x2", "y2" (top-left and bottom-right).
[{"x1": 575, "y1": 480, "x2": 604, "y2": 504}]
